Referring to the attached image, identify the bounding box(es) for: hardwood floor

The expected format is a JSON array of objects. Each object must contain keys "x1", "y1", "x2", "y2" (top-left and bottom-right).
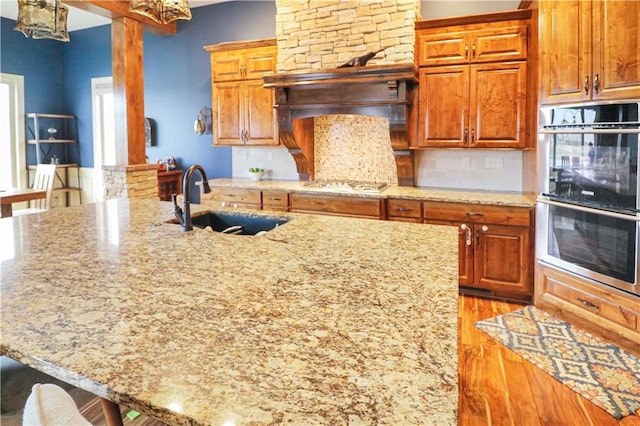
[
  {"x1": 459, "y1": 295, "x2": 640, "y2": 426},
  {"x1": 71, "y1": 296, "x2": 640, "y2": 425}
]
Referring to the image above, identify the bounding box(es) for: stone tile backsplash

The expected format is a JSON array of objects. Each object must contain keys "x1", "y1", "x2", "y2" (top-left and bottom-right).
[{"x1": 314, "y1": 115, "x2": 398, "y2": 183}]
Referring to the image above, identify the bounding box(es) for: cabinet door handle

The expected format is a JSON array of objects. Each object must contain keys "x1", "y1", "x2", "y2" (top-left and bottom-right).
[
  {"x1": 472, "y1": 43, "x2": 476, "y2": 59},
  {"x1": 471, "y1": 128, "x2": 475, "y2": 143},
  {"x1": 466, "y1": 212, "x2": 484, "y2": 218},
  {"x1": 464, "y1": 44, "x2": 469, "y2": 58},
  {"x1": 584, "y1": 75, "x2": 590, "y2": 95},
  {"x1": 593, "y1": 73, "x2": 600, "y2": 94},
  {"x1": 460, "y1": 224, "x2": 472, "y2": 246},
  {"x1": 396, "y1": 207, "x2": 413, "y2": 212},
  {"x1": 269, "y1": 197, "x2": 281, "y2": 201},
  {"x1": 224, "y1": 193, "x2": 236, "y2": 197},
  {"x1": 577, "y1": 297, "x2": 599, "y2": 310},
  {"x1": 464, "y1": 128, "x2": 468, "y2": 143}
]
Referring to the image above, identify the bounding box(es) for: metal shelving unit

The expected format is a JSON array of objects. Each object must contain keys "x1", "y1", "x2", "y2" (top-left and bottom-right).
[{"x1": 26, "y1": 113, "x2": 82, "y2": 207}]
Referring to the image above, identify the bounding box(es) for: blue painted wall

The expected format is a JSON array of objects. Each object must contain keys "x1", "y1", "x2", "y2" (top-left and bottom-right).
[
  {"x1": 0, "y1": 1, "x2": 276, "y2": 183},
  {"x1": 0, "y1": 17, "x2": 66, "y2": 113}
]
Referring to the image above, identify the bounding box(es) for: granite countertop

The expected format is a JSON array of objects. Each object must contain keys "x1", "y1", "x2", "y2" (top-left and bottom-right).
[
  {"x1": 1, "y1": 199, "x2": 459, "y2": 425},
  {"x1": 206, "y1": 178, "x2": 538, "y2": 208}
]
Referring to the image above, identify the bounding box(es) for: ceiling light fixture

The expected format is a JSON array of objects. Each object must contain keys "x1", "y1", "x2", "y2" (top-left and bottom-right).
[
  {"x1": 129, "y1": 0, "x2": 192, "y2": 24},
  {"x1": 14, "y1": 0, "x2": 70, "y2": 42}
]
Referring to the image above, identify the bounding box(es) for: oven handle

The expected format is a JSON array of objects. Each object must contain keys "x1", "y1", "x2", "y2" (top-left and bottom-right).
[{"x1": 537, "y1": 198, "x2": 640, "y2": 222}]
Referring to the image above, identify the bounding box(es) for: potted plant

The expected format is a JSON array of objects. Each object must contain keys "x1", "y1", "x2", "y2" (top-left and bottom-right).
[{"x1": 248, "y1": 167, "x2": 265, "y2": 181}]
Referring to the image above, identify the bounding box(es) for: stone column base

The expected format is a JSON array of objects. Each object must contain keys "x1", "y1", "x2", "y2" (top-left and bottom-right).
[{"x1": 102, "y1": 164, "x2": 160, "y2": 200}]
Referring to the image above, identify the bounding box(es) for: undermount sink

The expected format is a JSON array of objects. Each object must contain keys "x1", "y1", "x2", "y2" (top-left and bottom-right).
[{"x1": 169, "y1": 211, "x2": 291, "y2": 236}]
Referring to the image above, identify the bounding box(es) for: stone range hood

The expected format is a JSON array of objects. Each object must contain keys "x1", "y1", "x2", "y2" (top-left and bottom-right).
[{"x1": 263, "y1": 63, "x2": 418, "y2": 186}]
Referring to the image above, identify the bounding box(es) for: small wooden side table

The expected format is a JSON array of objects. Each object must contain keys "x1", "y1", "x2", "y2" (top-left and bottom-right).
[{"x1": 157, "y1": 169, "x2": 182, "y2": 201}]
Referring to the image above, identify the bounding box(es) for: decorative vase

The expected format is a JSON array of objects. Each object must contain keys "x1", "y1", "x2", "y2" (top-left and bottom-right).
[{"x1": 249, "y1": 171, "x2": 264, "y2": 181}]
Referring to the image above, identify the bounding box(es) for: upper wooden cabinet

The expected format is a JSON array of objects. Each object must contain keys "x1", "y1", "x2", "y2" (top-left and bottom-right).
[
  {"x1": 211, "y1": 44, "x2": 277, "y2": 81},
  {"x1": 416, "y1": 22, "x2": 527, "y2": 67},
  {"x1": 204, "y1": 39, "x2": 278, "y2": 146},
  {"x1": 415, "y1": 10, "x2": 532, "y2": 149},
  {"x1": 419, "y1": 62, "x2": 527, "y2": 148},
  {"x1": 539, "y1": 0, "x2": 640, "y2": 104}
]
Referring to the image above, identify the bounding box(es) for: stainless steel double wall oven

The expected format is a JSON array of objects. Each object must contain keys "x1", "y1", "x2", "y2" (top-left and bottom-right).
[{"x1": 537, "y1": 101, "x2": 640, "y2": 296}]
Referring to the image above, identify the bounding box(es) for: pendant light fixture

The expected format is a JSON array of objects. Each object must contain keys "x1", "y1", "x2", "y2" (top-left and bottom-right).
[
  {"x1": 129, "y1": 0, "x2": 192, "y2": 25},
  {"x1": 14, "y1": 0, "x2": 70, "y2": 42}
]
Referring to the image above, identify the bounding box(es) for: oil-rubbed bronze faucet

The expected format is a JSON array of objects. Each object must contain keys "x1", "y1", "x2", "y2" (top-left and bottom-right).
[{"x1": 173, "y1": 164, "x2": 211, "y2": 232}]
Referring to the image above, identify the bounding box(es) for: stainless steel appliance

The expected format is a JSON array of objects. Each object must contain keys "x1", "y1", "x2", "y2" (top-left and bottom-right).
[{"x1": 537, "y1": 101, "x2": 640, "y2": 296}]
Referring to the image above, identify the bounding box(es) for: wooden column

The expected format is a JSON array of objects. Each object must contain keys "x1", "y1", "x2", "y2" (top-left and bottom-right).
[{"x1": 112, "y1": 16, "x2": 145, "y2": 166}]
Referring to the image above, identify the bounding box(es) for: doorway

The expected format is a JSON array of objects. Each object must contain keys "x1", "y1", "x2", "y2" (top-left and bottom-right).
[
  {"x1": 91, "y1": 76, "x2": 115, "y2": 202},
  {"x1": 0, "y1": 73, "x2": 26, "y2": 190}
]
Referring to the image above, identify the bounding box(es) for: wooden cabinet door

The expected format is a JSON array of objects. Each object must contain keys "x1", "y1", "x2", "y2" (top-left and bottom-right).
[
  {"x1": 211, "y1": 51, "x2": 244, "y2": 81},
  {"x1": 213, "y1": 82, "x2": 242, "y2": 145},
  {"x1": 470, "y1": 62, "x2": 527, "y2": 148},
  {"x1": 417, "y1": 31, "x2": 469, "y2": 66},
  {"x1": 244, "y1": 46, "x2": 277, "y2": 79},
  {"x1": 539, "y1": 0, "x2": 591, "y2": 104},
  {"x1": 458, "y1": 223, "x2": 475, "y2": 285},
  {"x1": 592, "y1": 0, "x2": 640, "y2": 100},
  {"x1": 244, "y1": 79, "x2": 278, "y2": 145},
  {"x1": 474, "y1": 224, "x2": 532, "y2": 296},
  {"x1": 471, "y1": 24, "x2": 528, "y2": 63},
  {"x1": 418, "y1": 66, "x2": 469, "y2": 147}
]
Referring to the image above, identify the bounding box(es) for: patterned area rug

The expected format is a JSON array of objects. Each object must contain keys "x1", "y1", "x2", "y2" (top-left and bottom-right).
[{"x1": 475, "y1": 305, "x2": 640, "y2": 419}]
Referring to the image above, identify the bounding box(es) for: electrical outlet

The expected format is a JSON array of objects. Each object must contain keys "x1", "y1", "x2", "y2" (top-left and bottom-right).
[
  {"x1": 267, "y1": 151, "x2": 274, "y2": 161},
  {"x1": 485, "y1": 157, "x2": 504, "y2": 169}
]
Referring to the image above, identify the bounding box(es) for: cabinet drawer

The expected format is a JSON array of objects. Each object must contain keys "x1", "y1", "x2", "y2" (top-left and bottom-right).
[
  {"x1": 387, "y1": 199, "x2": 422, "y2": 220},
  {"x1": 262, "y1": 190, "x2": 289, "y2": 211},
  {"x1": 423, "y1": 201, "x2": 531, "y2": 226},
  {"x1": 290, "y1": 193, "x2": 383, "y2": 219},
  {"x1": 205, "y1": 187, "x2": 261, "y2": 205},
  {"x1": 539, "y1": 266, "x2": 638, "y2": 332}
]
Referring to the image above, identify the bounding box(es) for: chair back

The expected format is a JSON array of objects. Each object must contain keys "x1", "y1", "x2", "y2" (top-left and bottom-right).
[{"x1": 31, "y1": 164, "x2": 57, "y2": 211}]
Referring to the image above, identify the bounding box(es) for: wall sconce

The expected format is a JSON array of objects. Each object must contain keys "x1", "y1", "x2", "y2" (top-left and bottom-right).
[
  {"x1": 14, "y1": 0, "x2": 70, "y2": 42},
  {"x1": 129, "y1": 0, "x2": 192, "y2": 25},
  {"x1": 194, "y1": 106, "x2": 212, "y2": 135}
]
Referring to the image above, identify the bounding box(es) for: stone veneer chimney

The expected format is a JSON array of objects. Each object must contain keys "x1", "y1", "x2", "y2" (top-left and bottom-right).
[{"x1": 275, "y1": 0, "x2": 421, "y2": 184}]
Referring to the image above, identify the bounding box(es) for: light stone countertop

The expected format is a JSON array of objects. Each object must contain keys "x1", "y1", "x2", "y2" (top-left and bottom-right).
[
  {"x1": 1, "y1": 198, "x2": 459, "y2": 425},
  {"x1": 206, "y1": 178, "x2": 538, "y2": 207}
]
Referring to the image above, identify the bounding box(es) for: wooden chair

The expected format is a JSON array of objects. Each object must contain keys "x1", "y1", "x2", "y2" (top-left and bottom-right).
[{"x1": 14, "y1": 164, "x2": 57, "y2": 215}]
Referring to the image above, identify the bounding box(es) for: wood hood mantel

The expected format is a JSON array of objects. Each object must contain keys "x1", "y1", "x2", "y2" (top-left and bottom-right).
[{"x1": 263, "y1": 64, "x2": 418, "y2": 185}]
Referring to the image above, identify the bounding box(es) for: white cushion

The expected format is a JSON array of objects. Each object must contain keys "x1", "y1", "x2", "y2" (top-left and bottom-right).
[{"x1": 22, "y1": 383, "x2": 92, "y2": 426}]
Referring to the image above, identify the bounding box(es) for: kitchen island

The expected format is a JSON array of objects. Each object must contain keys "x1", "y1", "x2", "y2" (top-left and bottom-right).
[{"x1": 1, "y1": 198, "x2": 459, "y2": 425}]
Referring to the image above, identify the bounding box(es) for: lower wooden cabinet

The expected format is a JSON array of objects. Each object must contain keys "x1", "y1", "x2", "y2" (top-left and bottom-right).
[
  {"x1": 386, "y1": 198, "x2": 422, "y2": 222},
  {"x1": 424, "y1": 201, "x2": 534, "y2": 301},
  {"x1": 262, "y1": 190, "x2": 289, "y2": 212},
  {"x1": 535, "y1": 262, "x2": 639, "y2": 355},
  {"x1": 290, "y1": 193, "x2": 384, "y2": 219},
  {"x1": 157, "y1": 169, "x2": 182, "y2": 202},
  {"x1": 200, "y1": 187, "x2": 262, "y2": 210}
]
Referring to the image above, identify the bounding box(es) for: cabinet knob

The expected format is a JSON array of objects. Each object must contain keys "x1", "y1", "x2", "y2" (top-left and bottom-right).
[
  {"x1": 584, "y1": 75, "x2": 590, "y2": 95},
  {"x1": 593, "y1": 73, "x2": 600, "y2": 94},
  {"x1": 481, "y1": 225, "x2": 488, "y2": 232},
  {"x1": 460, "y1": 224, "x2": 472, "y2": 246}
]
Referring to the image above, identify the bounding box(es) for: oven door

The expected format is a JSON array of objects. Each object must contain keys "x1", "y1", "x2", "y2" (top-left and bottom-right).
[{"x1": 537, "y1": 197, "x2": 640, "y2": 296}]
